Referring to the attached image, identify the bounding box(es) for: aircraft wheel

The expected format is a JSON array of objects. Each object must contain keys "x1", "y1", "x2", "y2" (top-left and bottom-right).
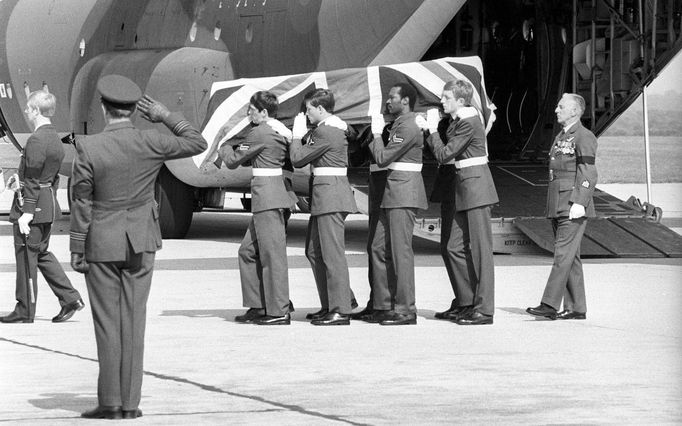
[{"x1": 155, "y1": 165, "x2": 194, "y2": 239}]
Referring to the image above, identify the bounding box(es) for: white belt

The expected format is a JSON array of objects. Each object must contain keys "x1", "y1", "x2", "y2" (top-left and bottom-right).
[
  {"x1": 39, "y1": 183, "x2": 53, "y2": 188},
  {"x1": 454, "y1": 156, "x2": 488, "y2": 169},
  {"x1": 388, "y1": 162, "x2": 422, "y2": 172},
  {"x1": 252, "y1": 168, "x2": 282, "y2": 176},
  {"x1": 312, "y1": 166, "x2": 347, "y2": 176},
  {"x1": 369, "y1": 164, "x2": 388, "y2": 173}
]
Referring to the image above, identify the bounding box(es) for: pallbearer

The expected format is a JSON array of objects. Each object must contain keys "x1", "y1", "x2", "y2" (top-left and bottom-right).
[
  {"x1": 219, "y1": 91, "x2": 296, "y2": 325},
  {"x1": 426, "y1": 79, "x2": 498, "y2": 325},
  {"x1": 368, "y1": 83, "x2": 428, "y2": 326},
  {"x1": 290, "y1": 89, "x2": 357, "y2": 326}
]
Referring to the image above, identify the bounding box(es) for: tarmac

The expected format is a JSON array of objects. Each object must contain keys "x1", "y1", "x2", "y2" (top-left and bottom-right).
[{"x1": 1, "y1": 188, "x2": 681, "y2": 424}]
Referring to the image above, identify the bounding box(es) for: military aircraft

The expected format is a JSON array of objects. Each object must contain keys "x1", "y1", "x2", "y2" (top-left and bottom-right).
[{"x1": 1, "y1": 0, "x2": 681, "y2": 256}]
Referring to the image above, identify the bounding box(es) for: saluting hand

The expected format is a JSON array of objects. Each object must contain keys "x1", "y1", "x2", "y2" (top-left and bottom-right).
[
  {"x1": 71, "y1": 252, "x2": 90, "y2": 274},
  {"x1": 137, "y1": 95, "x2": 171, "y2": 123}
]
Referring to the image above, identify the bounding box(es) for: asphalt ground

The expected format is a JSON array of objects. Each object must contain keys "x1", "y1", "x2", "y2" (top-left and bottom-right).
[{"x1": 1, "y1": 206, "x2": 681, "y2": 424}]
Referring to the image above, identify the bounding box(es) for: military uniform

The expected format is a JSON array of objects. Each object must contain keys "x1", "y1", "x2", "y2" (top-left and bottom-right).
[
  {"x1": 368, "y1": 111, "x2": 428, "y2": 316},
  {"x1": 7, "y1": 124, "x2": 81, "y2": 320},
  {"x1": 290, "y1": 115, "x2": 357, "y2": 315},
  {"x1": 219, "y1": 119, "x2": 296, "y2": 317},
  {"x1": 70, "y1": 75, "x2": 207, "y2": 412},
  {"x1": 541, "y1": 121, "x2": 598, "y2": 313},
  {"x1": 427, "y1": 107, "x2": 498, "y2": 317}
]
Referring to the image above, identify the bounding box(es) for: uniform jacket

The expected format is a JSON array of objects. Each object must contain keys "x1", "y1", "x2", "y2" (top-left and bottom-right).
[
  {"x1": 290, "y1": 115, "x2": 357, "y2": 216},
  {"x1": 69, "y1": 113, "x2": 207, "y2": 261},
  {"x1": 546, "y1": 121, "x2": 598, "y2": 218},
  {"x1": 9, "y1": 124, "x2": 63, "y2": 224},
  {"x1": 427, "y1": 107, "x2": 498, "y2": 212},
  {"x1": 219, "y1": 119, "x2": 297, "y2": 213},
  {"x1": 429, "y1": 118, "x2": 456, "y2": 204},
  {"x1": 368, "y1": 111, "x2": 428, "y2": 210}
]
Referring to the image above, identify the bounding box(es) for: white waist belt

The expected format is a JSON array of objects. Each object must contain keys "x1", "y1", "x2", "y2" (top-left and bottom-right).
[
  {"x1": 388, "y1": 162, "x2": 422, "y2": 172},
  {"x1": 252, "y1": 168, "x2": 282, "y2": 176},
  {"x1": 312, "y1": 167, "x2": 347, "y2": 176},
  {"x1": 454, "y1": 156, "x2": 488, "y2": 168}
]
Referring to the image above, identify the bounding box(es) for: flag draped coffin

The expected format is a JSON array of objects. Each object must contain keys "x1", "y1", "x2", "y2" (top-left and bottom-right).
[{"x1": 200, "y1": 57, "x2": 495, "y2": 168}]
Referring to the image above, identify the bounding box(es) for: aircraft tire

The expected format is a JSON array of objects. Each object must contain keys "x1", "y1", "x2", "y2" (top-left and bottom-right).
[{"x1": 155, "y1": 165, "x2": 194, "y2": 239}]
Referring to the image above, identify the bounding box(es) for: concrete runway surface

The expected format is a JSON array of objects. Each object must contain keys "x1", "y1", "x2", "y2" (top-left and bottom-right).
[{"x1": 1, "y1": 208, "x2": 681, "y2": 424}]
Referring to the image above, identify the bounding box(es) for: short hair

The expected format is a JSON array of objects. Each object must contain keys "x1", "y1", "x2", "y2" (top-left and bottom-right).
[
  {"x1": 27, "y1": 90, "x2": 56, "y2": 117},
  {"x1": 563, "y1": 93, "x2": 586, "y2": 116},
  {"x1": 392, "y1": 82, "x2": 417, "y2": 110},
  {"x1": 443, "y1": 80, "x2": 474, "y2": 105},
  {"x1": 250, "y1": 91, "x2": 279, "y2": 116},
  {"x1": 303, "y1": 88, "x2": 335, "y2": 113},
  {"x1": 101, "y1": 98, "x2": 135, "y2": 118}
]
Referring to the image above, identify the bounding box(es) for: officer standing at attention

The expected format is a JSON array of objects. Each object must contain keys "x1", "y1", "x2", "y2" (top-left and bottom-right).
[
  {"x1": 218, "y1": 91, "x2": 297, "y2": 325},
  {"x1": 70, "y1": 75, "x2": 207, "y2": 419},
  {"x1": 1, "y1": 90, "x2": 84, "y2": 324},
  {"x1": 368, "y1": 83, "x2": 428, "y2": 325},
  {"x1": 426, "y1": 79, "x2": 499, "y2": 325},
  {"x1": 527, "y1": 93, "x2": 597, "y2": 321},
  {"x1": 290, "y1": 89, "x2": 358, "y2": 326}
]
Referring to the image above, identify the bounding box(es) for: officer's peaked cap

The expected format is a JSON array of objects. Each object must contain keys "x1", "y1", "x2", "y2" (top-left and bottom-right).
[{"x1": 97, "y1": 74, "x2": 142, "y2": 105}]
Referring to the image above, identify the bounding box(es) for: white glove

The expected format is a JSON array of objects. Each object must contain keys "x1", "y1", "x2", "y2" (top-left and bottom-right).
[
  {"x1": 18, "y1": 213, "x2": 33, "y2": 235},
  {"x1": 415, "y1": 114, "x2": 428, "y2": 131},
  {"x1": 371, "y1": 114, "x2": 385, "y2": 135},
  {"x1": 426, "y1": 108, "x2": 440, "y2": 134},
  {"x1": 292, "y1": 112, "x2": 308, "y2": 140},
  {"x1": 569, "y1": 203, "x2": 586, "y2": 220}
]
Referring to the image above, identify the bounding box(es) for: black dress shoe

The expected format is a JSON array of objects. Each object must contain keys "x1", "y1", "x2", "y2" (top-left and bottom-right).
[
  {"x1": 1, "y1": 311, "x2": 33, "y2": 323},
  {"x1": 380, "y1": 312, "x2": 417, "y2": 326},
  {"x1": 122, "y1": 408, "x2": 143, "y2": 419},
  {"x1": 526, "y1": 303, "x2": 557, "y2": 320},
  {"x1": 455, "y1": 311, "x2": 493, "y2": 325},
  {"x1": 556, "y1": 310, "x2": 586, "y2": 320},
  {"x1": 305, "y1": 308, "x2": 328, "y2": 320},
  {"x1": 434, "y1": 298, "x2": 458, "y2": 319},
  {"x1": 235, "y1": 308, "x2": 265, "y2": 323},
  {"x1": 255, "y1": 313, "x2": 290, "y2": 325},
  {"x1": 81, "y1": 406, "x2": 123, "y2": 419},
  {"x1": 52, "y1": 299, "x2": 85, "y2": 323},
  {"x1": 350, "y1": 306, "x2": 373, "y2": 320},
  {"x1": 442, "y1": 305, "x2": 472, "y2": 321},
  {"x1": 311, "y1": 311, "x2": 350, "y2": 326}
]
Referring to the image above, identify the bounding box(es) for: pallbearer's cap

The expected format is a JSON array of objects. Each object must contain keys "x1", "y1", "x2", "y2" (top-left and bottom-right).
[{"x1": 97, "y1": 74, "x2": 142, "y2": 105}]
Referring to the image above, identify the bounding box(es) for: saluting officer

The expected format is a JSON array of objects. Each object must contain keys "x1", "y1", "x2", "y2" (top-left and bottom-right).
[
  {"x1": 527, "y1": 93, "x2": 597, "y2": 321},
  {"x1": 219, "y1": 91, "x2": 297, "y2": 325},
  {"x1": 1, "y1": 90, "x2": 84, "y2": 324},
  {"x1": 426, "y1": 79, "x2": 499, "y2": 325},
  {"x1": 368, "y1": 83, "x2": 428, "y2": 326},
  {"x1": 70, "y1": 75, "x2": 207, "y2": 419},
  {"x1": 290, "y1": 89, "x2": 358, "y2": 326}
]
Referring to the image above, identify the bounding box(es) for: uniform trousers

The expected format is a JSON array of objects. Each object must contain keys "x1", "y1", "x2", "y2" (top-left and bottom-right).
[
  {"x1": 366, "y1": 208, "x2": 394, "y2": 311},
  {"x1": 442, "y1": 205, "x2": 495, "y2": 315},
  {"x1": 86, "y1": 245, "x2": 154, "y2": 411},
  {"x1": 305, "y1": 212, "x2": 351, "y2": 314},
  {"x1": 372, "y1": 207, "x2": 417, "y2": 315},
  {"x1": 13, "y1": 223, "x2": 80, "y2": 318},
  {"x1": 238, "y1": 209, "x2": 290, "y2": 316},
  {"x1": 541, "y1": 217, "x2": 588, "y2": 312}
]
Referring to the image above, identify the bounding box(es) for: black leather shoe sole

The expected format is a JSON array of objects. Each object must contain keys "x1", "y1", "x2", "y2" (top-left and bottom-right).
[
  {"x1": 557, "y1": 311, "x2": 586, "y2": 320},
  {"x1": 1, "y1": 317, "x2": 33, "y2": 323},
  {"x1": 255, "y1": 315, "x2": 291, "y2": 325},
  {"x1": 526, "y1": 306, "x2": 557, "y2": 320}
]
